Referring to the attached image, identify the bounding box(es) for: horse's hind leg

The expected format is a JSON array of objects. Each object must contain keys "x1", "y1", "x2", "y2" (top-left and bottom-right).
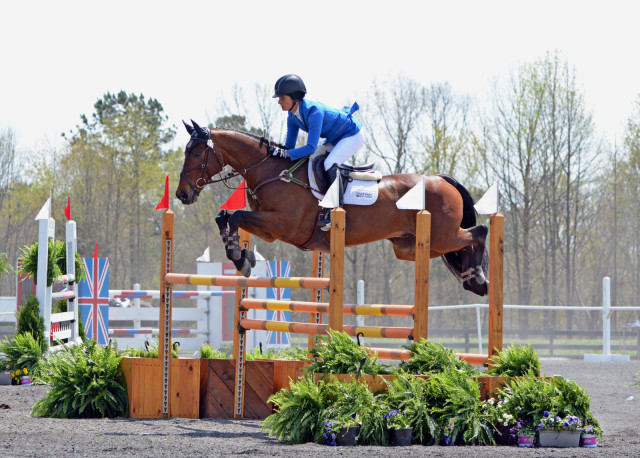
[{"x1": 461, "y1": 225, "x2": 489, "y2": 295}]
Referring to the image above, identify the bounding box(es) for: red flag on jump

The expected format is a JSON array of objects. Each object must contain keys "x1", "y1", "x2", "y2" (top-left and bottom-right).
[
  {"x1": 93, "y1": 242, "x2": 98, "y2": 259},
  {"x1": 155, "y1": 174, "x2": 170, "y2": 210},
  {"x1": 64, "y1": 196, "x2": 71, "y2": 221},
  {"x1": 220, "y1": 180, "x2": 247, "y2": 210}
]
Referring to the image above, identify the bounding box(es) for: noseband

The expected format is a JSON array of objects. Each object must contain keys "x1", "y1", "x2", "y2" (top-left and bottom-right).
[
  {"x1": 180, "y1": 131, "x2": 274, "y2": 196},
  {"x1": 180, "y1": 135, "x2": 225, "y2": 195}
]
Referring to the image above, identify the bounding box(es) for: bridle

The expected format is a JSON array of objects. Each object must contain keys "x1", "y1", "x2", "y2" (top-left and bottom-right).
[{"x1": 180, "y1": 131, "x2": 272, "y2": 196}]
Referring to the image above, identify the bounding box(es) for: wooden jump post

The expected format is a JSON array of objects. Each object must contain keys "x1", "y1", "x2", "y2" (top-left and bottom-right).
[{"x1": 159, "y1": 206, "x2": 504, "y2": 418}]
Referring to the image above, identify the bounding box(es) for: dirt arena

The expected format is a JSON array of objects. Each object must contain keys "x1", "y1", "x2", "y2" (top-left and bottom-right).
[{"x1": 1, "y1": 359, "x2": 639, "y2": 457}]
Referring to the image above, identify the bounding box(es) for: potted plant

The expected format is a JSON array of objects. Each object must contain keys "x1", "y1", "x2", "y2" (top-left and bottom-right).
[
  {"x1": 580, "y1": 418, "x2": 601, "y2": 447},
  {"x1": 385, "y1": 409, "x2": 412, "y2": 446},
  {"x1": 480, "y1": 397, "x2": 517, "y2": 445},
  {"x1": 514, "y1": 421, "x2": 536, "y2": 448},
  {"x1": 321, "y1": 416, "x2": 360, "y2": 446},
  {"x1": 537, "y1": 411, "x2": 582, "y2": 447}
]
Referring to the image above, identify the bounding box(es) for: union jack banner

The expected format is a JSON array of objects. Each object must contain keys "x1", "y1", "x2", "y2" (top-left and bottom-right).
[
  {"x1": 265, "y1": 261, "x2": 291, "y2": 346},
  {"x1": 78, "y1": 257, "x2": 110, "y2": 346}
]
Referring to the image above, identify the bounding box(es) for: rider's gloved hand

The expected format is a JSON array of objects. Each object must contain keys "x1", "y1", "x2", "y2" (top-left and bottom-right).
[{"x1": 271, "y1": 147, "x2": 289, "y2": 158}]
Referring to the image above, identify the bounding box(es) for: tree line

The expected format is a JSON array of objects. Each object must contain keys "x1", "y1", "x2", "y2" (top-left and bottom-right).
[{"x1": 1, "y1": 51, "x2": 639, "y2": 334}]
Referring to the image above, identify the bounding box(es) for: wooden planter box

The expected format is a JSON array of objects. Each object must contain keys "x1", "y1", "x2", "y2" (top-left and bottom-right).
[
  {"x1": 120, "y1": 357, "x2": 200, "y2": 419},
  {"x1": 199, "y1": 358, "x2": 308, "y2": 419}
]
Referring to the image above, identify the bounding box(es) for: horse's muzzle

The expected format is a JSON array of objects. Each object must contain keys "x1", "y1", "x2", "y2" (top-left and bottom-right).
[{"x1": 176, "y1": 189, "x2": 197, "y2": 205}]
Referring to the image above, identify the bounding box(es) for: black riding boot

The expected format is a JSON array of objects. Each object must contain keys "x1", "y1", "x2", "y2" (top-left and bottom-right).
[{"x1": 326, "y1": 163, "x2": 339, "y2": 188}]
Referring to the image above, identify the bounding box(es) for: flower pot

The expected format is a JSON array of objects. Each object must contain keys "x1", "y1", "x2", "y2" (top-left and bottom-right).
[
  {"x1": 517, "y1": 434, "x2": 534, "y2": 447},
  {"x1": 19, "y1": 376, "x2": 31, "y2": 386},
  {"x1": 580, "y1": 433, "x2": 597, "y2": 448},
  {"x1": 389, "y1": 427, "x2": 412, "y2": 446},
  {"x1": 335, "y1": 426, "x2": 359, "y2": 446},
  {"x1": 494, "y1": 424, "x2": 515, "y2": 446},
  {"x1": 538, "y1": 429, "x2": 581, "y2": 447}
]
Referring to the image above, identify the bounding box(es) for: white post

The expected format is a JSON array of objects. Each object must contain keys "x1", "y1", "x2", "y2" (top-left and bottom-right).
[
  {"x1": 476, "y1": 304, "x2": 483, "y2": 354},
  {"x1": 602, "y1": 276, "x2": 611, "y2": 356},
  {"x1": 584, "y1": 276, "x2": 629, "y2": 362},
  {"x1": 133, "y1": 283, "x2": 141, "y2": 329},
  {"x1": 36, "y1": 217, "x2": 55, "y2": 344},
  {"x1": 65, "y1": 220, "x2": 79, "y2": 343},
  {"x1": 356, "y1": 280, "x2": 365, "y2": 345}
]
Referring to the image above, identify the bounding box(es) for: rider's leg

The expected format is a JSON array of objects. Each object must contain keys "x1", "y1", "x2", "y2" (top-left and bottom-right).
[
  {"x1": 319, "y1": 131, "x2": 365, "y2": 231},
  {"x1": 323, "y1": 130, "x2": 365, "y2": 170}
]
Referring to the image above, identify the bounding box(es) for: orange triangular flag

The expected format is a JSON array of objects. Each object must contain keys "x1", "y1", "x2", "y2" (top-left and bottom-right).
[
  {"x1": 220, "y1": 180, "x2": 247, "y2": 210},
  {"x1": 155, "y1": 174, "x2": 170, "y2": 210},
  {"x1": 64, "y1": 196, "x2": 71, "y2": 220}
]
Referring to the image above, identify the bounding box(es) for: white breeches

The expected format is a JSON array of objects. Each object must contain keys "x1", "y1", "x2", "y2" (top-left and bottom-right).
[{"x1": 324, "y1": 130, "x2": 365, "y2": 170}]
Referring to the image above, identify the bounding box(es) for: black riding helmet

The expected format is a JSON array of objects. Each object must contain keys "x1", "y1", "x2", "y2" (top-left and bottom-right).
[{"x1": 273, "y1": 74, "x2": 307, "y2": 102}]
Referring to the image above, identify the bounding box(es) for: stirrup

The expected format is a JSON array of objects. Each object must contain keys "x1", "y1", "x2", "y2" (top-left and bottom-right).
[{"x1": 319, "y1": 210, "x2": 331, "y2": 231}]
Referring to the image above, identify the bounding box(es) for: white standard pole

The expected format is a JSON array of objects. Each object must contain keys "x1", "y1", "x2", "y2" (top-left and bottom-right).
[
  {"x1": 356, "y1": 280, "x2": 365, "y2": 344},
  {"x1": 602, "y1": 277, "x2": 611, "y2": 356},
  {"x1": 36, "y1": 218, "x2": 55, "y2": 344},
  {"x1": 66, "y1": 220, "x2": 79, "y2": 343},
  {"x1": 133, "y1": 283, "x2": 141, "y2": 329},
  {"x1": 476, "y1": 305, "x2": 483, "y2": 354}
]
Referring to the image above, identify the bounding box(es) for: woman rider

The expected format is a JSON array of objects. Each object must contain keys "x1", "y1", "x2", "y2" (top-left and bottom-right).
[{"x1": 271, "y1": 74, "x2": 364, "y2": 230}]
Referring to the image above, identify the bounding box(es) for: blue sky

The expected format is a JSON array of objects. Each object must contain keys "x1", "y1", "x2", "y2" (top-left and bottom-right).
[{"x1": 2, "y1": 0, "x2": 639, "y2": 151}]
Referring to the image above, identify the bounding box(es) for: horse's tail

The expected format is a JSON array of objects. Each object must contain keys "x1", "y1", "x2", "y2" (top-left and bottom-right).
[{"x1": 437, "y1": 175, "x2": 479, "y2": 282}]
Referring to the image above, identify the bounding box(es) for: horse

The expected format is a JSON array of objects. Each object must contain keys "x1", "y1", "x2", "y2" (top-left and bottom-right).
[{"x1": 176, "y1": 120, "x2": 489, "y2": 296}]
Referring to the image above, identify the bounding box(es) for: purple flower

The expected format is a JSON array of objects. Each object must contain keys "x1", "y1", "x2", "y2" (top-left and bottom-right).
[
  {"x1": 538, "y1": 423, "x2": 545, "y2": 429},
  {"x1": 543, "y1": 411, "x2": 550, "y2": 417}
]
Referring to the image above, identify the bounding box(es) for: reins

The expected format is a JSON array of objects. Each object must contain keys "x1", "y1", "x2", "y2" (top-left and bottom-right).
[{"x1": 182, "y1": 130, "x2": 320, "y2": 207}]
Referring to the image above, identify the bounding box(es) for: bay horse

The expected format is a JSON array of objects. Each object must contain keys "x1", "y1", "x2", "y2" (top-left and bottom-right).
[{"x1": 176, "y1": 120, "x2": 489, "y2": 296}]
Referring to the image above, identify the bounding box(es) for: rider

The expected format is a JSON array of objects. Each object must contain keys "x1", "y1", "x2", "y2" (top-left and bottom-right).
[{"x1": 272, "y1": 74, "x2": 364, "y2": 231}]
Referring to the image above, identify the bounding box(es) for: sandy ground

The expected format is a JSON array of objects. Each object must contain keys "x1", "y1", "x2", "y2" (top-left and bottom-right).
[{"x1": 1, "y1": 359, "x2": 639, "y2": 457}]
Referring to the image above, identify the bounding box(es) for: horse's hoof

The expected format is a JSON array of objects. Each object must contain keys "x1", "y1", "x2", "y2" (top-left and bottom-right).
[
  {"x1": 239, "y1": 259, "x2": 252, "y2": 277},
  {"x1": 242, "y1": 249, "x2": 256, "y2": 268}
]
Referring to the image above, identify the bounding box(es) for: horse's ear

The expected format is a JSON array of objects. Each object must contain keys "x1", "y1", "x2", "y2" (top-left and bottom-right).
[
  {"x1": 182, "y1": 120, "x2": 195, "y2": 135},
  {"x1": 190, "y1": 119, "x2": 209, "y2": 139}
]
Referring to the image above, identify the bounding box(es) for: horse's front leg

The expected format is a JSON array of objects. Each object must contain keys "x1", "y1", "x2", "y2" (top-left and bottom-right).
[
  {"x1": 215, "y1": 210, "x2": 242, "y2": 262},
  {"x1": 225, "y1": 210, "x2": 286, "y2": 277}
]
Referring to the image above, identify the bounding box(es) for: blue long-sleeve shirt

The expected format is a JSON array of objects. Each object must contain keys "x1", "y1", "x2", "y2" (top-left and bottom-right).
[{"x1": 284, "y1": 99, "x2": 361, "y2": 160}]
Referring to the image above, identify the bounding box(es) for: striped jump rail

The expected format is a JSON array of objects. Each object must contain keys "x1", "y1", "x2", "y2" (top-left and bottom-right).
[
  {"x1": 165, "y1": 273, "x2": 330, "y2": 289},
  {"x1": 240, "y1": 299, "x2": 414, "y2": 317},
  {"x1": 110, "y1": 328, "x2": 197, "y2": 335},
  {"x1": 110, "y1": 290, "x2": 235, "y2": 300},
  {"x1": 239, "y1": 318, "x2": 413, "y2": 339}
]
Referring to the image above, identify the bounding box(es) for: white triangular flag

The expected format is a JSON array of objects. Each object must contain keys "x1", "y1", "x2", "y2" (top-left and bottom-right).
[
  {"x1": 474, "y1": 182, "x2": 499, "y2": 214},
  {"x1": 253, "y1": 245, "x2": 266, "y2": 261},
  {"x1": 396, "y1": 176, "x2": 426, "y2": 210},
  {"x1": 35, "y1": 196, "x2": 51, "y2": 220},
  {"x1": 196, "y1": 246, "x2": 210, "y2": 262},
  {"x1": 319, "y1": 177, "x2": 340, "y2": 208}
]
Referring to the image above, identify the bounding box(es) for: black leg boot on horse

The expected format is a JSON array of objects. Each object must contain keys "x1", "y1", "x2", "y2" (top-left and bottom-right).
[{"x1": 215, "y1": 210, "x2": 256, "y2": 277}]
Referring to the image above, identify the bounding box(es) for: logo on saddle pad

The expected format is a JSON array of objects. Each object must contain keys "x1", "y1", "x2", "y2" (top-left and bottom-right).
[{"x1": 308, "y1": 158, "x2": 381, "y2": 206}]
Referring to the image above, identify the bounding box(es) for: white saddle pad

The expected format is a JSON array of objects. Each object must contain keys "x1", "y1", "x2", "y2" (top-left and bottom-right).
[{"x1": 307, "y1": 159, "x2": 379, "y2": 205}]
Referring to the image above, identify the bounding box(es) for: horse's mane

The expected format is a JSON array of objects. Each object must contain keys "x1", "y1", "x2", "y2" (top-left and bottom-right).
[{"x1": 213, "y1": 127, "x2": 286, "y2": 149}]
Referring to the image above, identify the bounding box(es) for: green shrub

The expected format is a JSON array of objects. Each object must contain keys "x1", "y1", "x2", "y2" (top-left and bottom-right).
[
  {"x1": 199, "y1": 343, "x2": 227, "y2": 359},
  {"x1": 307, "y1": 330, "x2": 390, "y2": 375},
  {"x1": 0, "y1": 252, "x2": 11, "y2": 280},
  {"x1": 31, "y1": 340, "x2": 128, "y2": 418},
  {"x1": 18, "y1": 240, "x2": 84, "y2": 286},
  {"x1": 0, "y1": 332, "x2": 43, "y2": 380},
  {"x1": 399, "y1": 338, "x2": 479, "y2": 376},
  {"x1": 245, "y1": 345, "x2": 308, "y2": 361},
  {"x1": 262, "y1": 375, "x2": 337, "y2": 444},
  {"x1": 15, "y1": 295, "x2": 47, "y2": 354},
  {"x1": 485, "y1": 344, "x2": 541, "y2": 377},
  {"x1": 124, "y1": 339, "x2": 178, "y2": 358}
]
